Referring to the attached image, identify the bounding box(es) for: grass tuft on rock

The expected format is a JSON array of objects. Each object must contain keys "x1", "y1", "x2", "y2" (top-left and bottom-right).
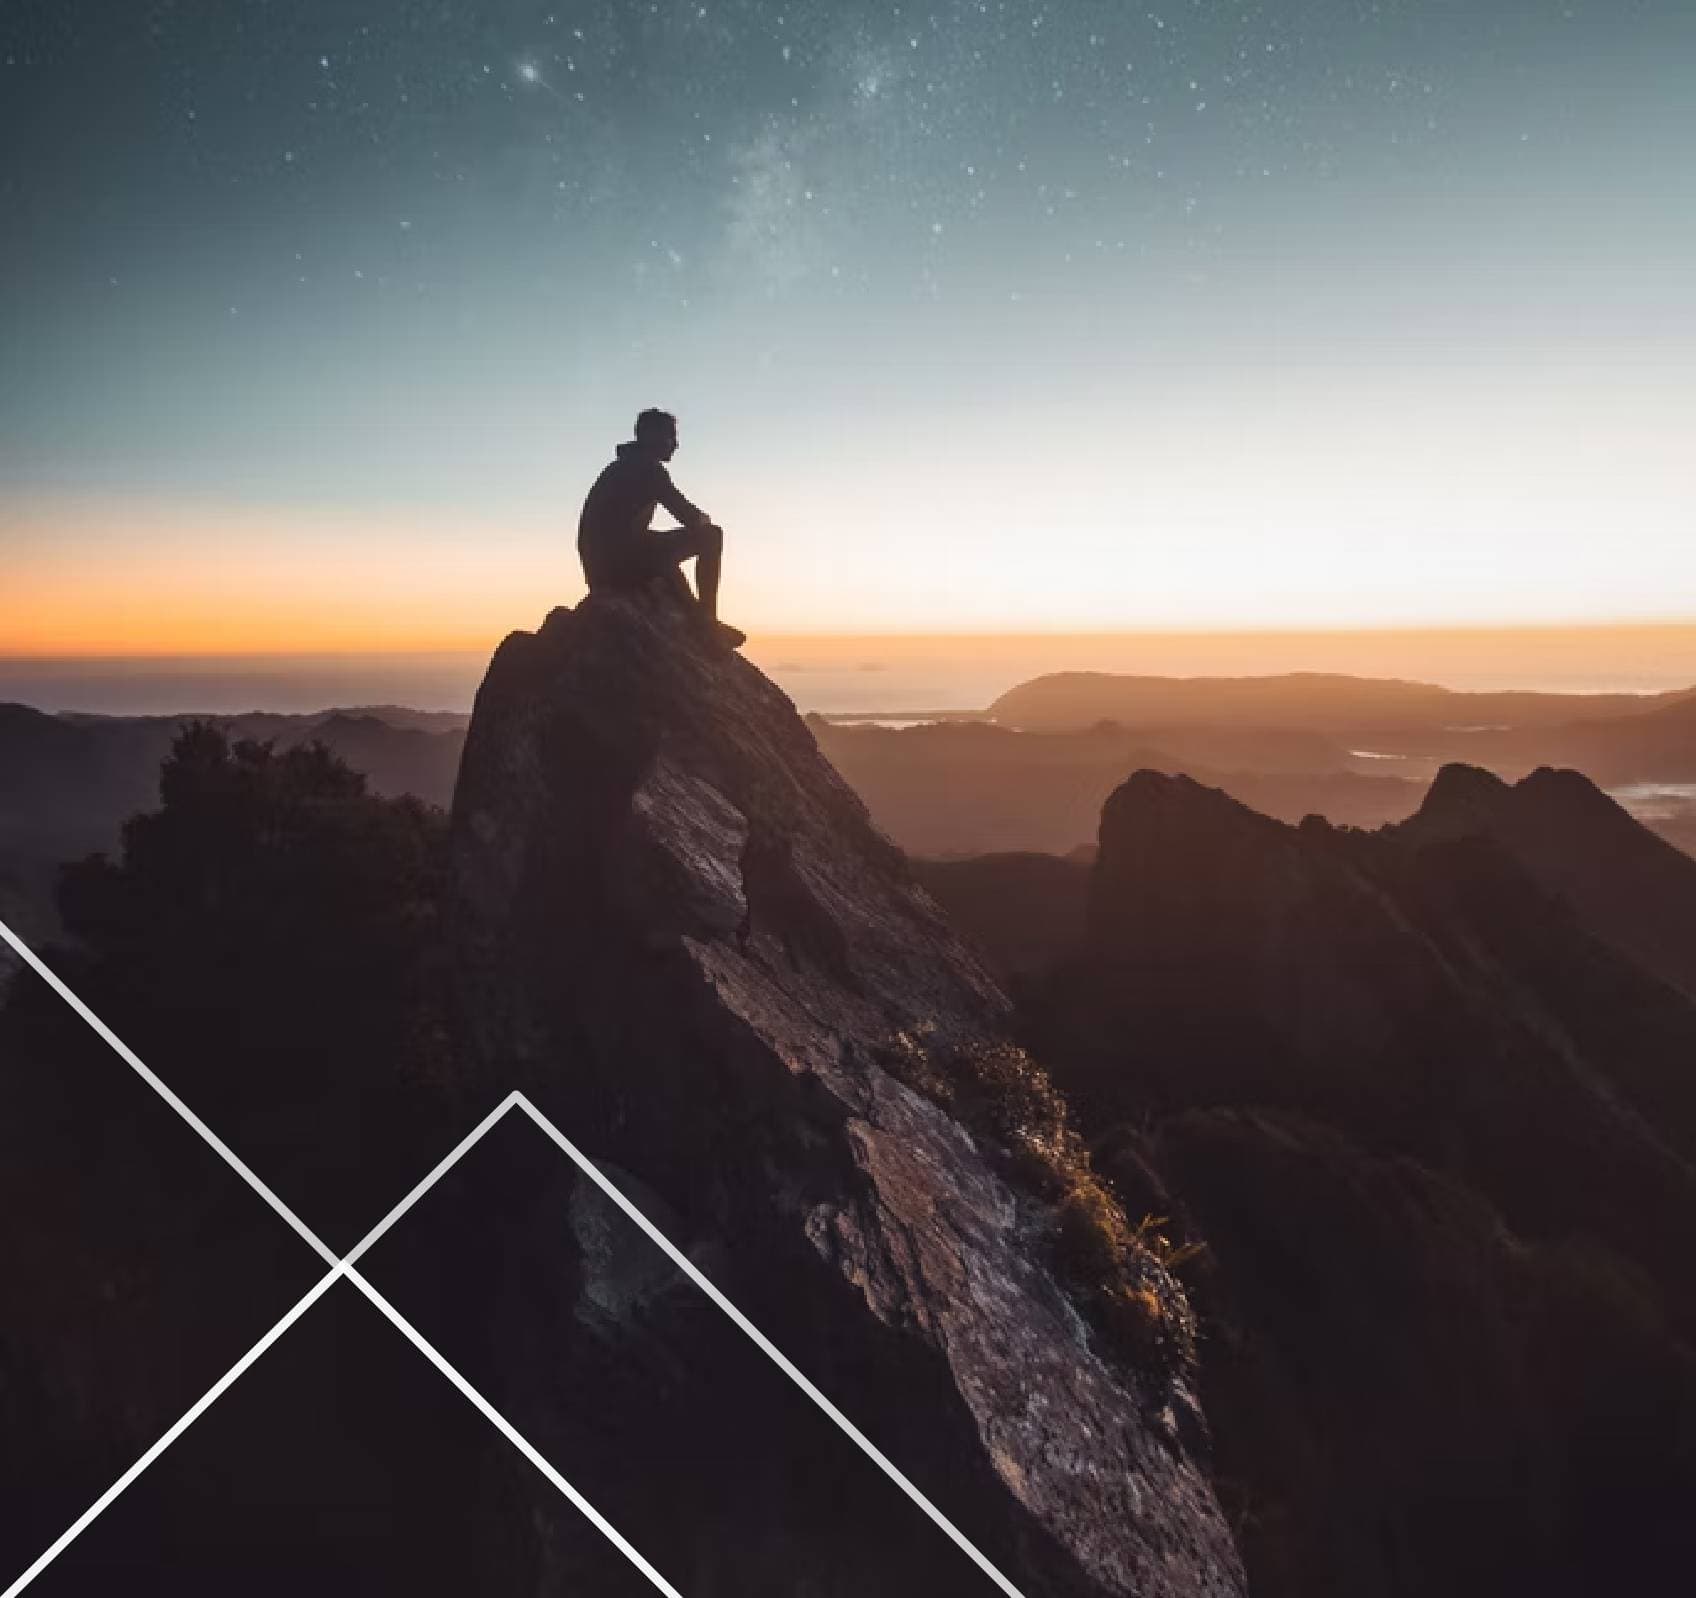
[{"x1": 876, "y1": 1028, "x2": 1199, "y2": 1382}]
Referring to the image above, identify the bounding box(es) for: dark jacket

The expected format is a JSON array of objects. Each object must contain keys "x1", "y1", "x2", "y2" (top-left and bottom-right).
[{"x1": 577, "y1": 441, "x2": 706, "y2": 588}]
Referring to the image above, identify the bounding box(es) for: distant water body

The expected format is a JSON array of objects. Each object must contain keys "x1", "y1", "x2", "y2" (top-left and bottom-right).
[
  {"x1": 3, "y1": 641, "x2": 1694, "y2": 719},
  {"x1": 0, "y1": 653, "x2": 1014, "y2": 717}
]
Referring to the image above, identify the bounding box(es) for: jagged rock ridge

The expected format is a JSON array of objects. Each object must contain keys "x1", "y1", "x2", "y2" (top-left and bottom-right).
[
  {"x1": 1399, "y1": 760, "x2": 1696, "y2": 999},
  {"x1": 1020, "y1": 765, "x2": 1696, "y2": 1598},
  {"x1": 449, "y1": 595, "x2": 1244, "y2": 1598}
]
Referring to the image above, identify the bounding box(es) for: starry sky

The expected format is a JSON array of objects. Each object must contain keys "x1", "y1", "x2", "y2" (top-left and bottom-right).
[{"x1": 2, "y1": 0, "x2": 1692, "y2": 648}]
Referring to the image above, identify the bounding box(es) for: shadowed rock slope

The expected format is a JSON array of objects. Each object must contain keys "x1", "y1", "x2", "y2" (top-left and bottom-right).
[
  {"x1": 1021, "y1": 768, "x2": 1696, "y2": 1598},
  {"x1": 448, "y1": 596, "x2": 1244, "y2": 1598},
  {"x1": 914, "y1": 851, "x2": 1094, "y2": 988}
]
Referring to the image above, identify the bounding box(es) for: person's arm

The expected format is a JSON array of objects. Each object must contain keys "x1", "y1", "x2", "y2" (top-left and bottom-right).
[{"x1": 654, "y1": 463, "x2": 711, "y2": 528}]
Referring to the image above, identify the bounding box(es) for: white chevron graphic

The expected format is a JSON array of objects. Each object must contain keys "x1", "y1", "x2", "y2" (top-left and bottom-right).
[{"x1": 0, "y1": 913, "x2": 1025, "y2": 1598}]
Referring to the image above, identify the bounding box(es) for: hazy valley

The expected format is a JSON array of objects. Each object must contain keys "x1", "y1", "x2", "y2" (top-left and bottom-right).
[{"x1": 8, "y1": 667, "x2": 1696, "y2": 964}]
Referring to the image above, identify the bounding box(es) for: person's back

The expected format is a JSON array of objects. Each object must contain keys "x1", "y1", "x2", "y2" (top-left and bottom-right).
[
  {"x1": 576, "y1": 408, "x2": 744, "y2": 648},
  {"x1": 577, "y1": 439, "x2": 684, "y2": 590}
]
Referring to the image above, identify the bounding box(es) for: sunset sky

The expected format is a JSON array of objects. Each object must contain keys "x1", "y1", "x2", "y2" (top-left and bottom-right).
[{"x1": 3, "y1": 1, "x2": 1692, "y2": 654}]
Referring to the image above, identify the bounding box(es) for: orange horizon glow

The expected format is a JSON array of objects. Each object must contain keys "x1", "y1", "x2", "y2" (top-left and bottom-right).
[
  {"x1": 0, "y1": 495, "x2": 564, "y2": 656},
  {"x1": 7, "y1": 492, "x2": 1696, "y2": 667},
  {"x1": 13, "y1": 625, "x2": 1696, "y2": 699}
]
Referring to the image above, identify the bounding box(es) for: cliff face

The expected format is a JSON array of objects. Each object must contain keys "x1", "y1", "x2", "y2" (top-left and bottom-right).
[{"x1": 448, "y1": 596, "x2": 1244, "y2": 1598}]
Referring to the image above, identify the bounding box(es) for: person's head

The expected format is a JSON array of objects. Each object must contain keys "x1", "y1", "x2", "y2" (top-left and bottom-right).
[{"x1": 634, "y1": 407, "x2": 679, "y2": 462}]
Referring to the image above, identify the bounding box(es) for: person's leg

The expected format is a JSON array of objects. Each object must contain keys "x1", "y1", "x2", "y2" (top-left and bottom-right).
[
  {"x1": 692, "y1": 523, "x2": 723, "y2": 619},
  {"x1": 643, "y1": 525, "x2": 742, "y2": 645},
  {"x1": 654, "y1": 524, "x2": 722, "y2": 616}
]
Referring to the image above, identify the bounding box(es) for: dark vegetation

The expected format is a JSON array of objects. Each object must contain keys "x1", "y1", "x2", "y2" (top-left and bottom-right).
[
  {"x1": 0, "y1": 704, "x2": 469, "y2": 994},
  {"x1": 0, "y1": 727, "x2": 561, "y2": 1591},
  {"x1": 877, "y1": 1028, "x2": 1196, "y2": 1380},
  {"x1": 36, "y1": 724, "x2": 460, "y2": 1245}
]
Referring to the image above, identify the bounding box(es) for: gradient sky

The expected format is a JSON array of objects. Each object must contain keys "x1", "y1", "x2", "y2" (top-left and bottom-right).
[{"x1": 2, "y1": 0, "x2": 1692, "y2": 647}]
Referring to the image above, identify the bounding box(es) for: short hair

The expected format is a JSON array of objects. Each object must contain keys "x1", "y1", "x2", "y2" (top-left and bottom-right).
[{"x1": 634, "y1": 408, "x2": 677, "y2": 442}]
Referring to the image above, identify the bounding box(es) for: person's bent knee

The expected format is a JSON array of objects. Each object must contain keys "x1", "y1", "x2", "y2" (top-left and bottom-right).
[{"x1": 699, "y1": 521, "x2": 724, "y2": 554}]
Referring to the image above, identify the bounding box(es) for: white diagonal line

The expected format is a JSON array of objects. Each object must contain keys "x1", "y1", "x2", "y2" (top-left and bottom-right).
[
  {"x1": 0, "y1": 1253, "x2": 687, "y2": 1598},
  {"x1": 0, "y1": 917, "x2": 337, "y2": 1269},
  {"x1": 511, "y1": 1094, "x2": 1027, "y2": 1598},
  {"x1": 0, "y1": 917, "x2": 677, "y2": 1598},
  {"x1": 1, "y1": 912, "x2": 1028, "y2": 1598},
  {"x1": 0, "y1": 1268, "x2": 343, "y2": 1598},
  {"x1": 340, "y1": 1089, "x2": 523, "y2": 1271},
  {"x1": 343, "y1": 1265, "x2": 684, "y2": 1597}
]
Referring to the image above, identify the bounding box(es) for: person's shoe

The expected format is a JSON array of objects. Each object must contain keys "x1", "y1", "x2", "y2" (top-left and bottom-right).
[{"x1": 689, "y1": 606, "x2": 746, "y2": 649}]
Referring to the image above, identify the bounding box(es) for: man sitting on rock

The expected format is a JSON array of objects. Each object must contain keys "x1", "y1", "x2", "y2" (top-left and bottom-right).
[{"x1": 577, "y1": 408, "x2": 746, "y2": 648}]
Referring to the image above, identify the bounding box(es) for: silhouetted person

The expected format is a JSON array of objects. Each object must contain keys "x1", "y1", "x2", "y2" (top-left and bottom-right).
[{"x1": 578, "y1": 408, "x2": 746, "y2": 648}]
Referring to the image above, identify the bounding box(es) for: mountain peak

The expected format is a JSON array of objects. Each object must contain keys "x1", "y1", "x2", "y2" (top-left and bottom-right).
[
  {"x1": 1103, "y1": 766, "x2": 1288, "y2": 837},
  {"x1": 1396, "y1": 759, "x2": 1696, "y2": 998},
  {"x1": 1414, "y1": 761, "x2": 1511, "y2": 825},
  {"x1": 1096, "y1": 768, "x2": 1299, "y2": 889},
  {"x1": 448, "y1": 594, "x2": 1243, "y2": 1597},
  {"x1": 1514, "y1": 762, "x2": 1627, "y2": 818}
]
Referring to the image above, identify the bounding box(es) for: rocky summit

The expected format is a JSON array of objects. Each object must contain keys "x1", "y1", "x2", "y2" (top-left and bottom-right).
[
  {"x1": 1396, "y1": 761, "x2": 1696, "y2": 1000},
  {"x1": 448, "y1": 593, "x2": 1244, "y2": 1598}
]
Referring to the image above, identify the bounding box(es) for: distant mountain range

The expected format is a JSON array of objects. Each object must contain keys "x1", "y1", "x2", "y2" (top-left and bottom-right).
[
  {"x1": 817, "y1": 664, "x2": 1696, "y2": 856},
  {"x1": 6, "y1": 667, "x2": 1696, "y2": 971},
  {"x1": 988, "y1": 669, "x2": 1696, "y2": 733}
]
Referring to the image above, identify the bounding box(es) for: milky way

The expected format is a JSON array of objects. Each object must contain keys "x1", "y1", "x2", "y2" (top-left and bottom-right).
[{"x1": 2, "y1": 1, "x2": 1692, "y2": 630}]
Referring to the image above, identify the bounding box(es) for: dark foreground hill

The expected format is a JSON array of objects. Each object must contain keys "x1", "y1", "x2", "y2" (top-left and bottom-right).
[
  {"x1": 932, "y1": 764, "x2": 1696, "y2": 1598},
  {"x1": 0, "y1": 602, "x2": 1243, "y2": 1596},
  {"x1": 8, "y1": 618, "x2": 1696, "y2": 1595}
]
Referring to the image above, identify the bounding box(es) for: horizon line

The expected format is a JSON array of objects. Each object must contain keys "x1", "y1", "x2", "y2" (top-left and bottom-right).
[{"x1": 11, "y1": 616, "x2": 1696, "y2": 663}]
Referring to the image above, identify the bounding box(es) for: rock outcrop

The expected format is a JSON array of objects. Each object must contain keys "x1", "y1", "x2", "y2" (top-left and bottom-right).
[
  {"x1": 448, "y1": 596, "x2": 1244, "y2": 1598},
  {"x1": 1398, "y1": 761, "x2": 1696, "y2": 999}
]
